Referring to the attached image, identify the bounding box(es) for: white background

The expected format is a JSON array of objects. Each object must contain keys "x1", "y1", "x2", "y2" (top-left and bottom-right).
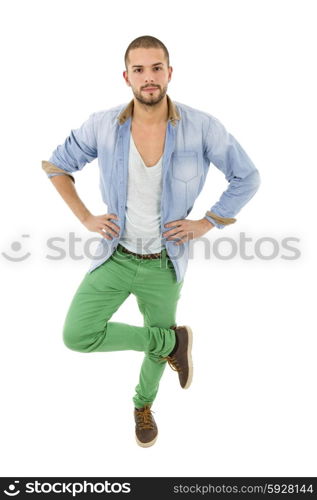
[{"x1": 0, "y1": 0, "x2": 316, "y2": 477}]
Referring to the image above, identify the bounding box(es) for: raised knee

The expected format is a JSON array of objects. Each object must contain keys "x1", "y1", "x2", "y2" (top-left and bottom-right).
[{"x1": 63, "y1": 327, "x2": 85, "y2": 352}]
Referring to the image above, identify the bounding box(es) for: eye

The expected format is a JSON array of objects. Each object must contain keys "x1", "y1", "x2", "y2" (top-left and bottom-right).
[
  {"x1": 133, "y1": 68, "x2": 142, "y2": 73},
  {"x1": 155, "y1": 67, "x2": 162, "y2": 70}
]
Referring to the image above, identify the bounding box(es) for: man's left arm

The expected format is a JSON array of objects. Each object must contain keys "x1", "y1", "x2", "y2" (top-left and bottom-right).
[
  {"x1": 163, "y1": 115, "x2": 261, "y2": 244},
  {"x1": 202, "y1": 115, "x2": 261, "y2": 229}
]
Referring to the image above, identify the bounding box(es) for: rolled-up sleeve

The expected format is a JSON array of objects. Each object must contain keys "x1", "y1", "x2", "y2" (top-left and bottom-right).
[
  {"x1": 42, "y1": 112, "x2": 98, "y2": 183},
  {"x1": 203, "y1": 116, "x2": 261, "y2": 229}
]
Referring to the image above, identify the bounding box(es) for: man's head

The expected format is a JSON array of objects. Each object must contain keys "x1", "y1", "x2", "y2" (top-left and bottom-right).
[{"x1": 123, "y1": 35, "x2": 173, "y2": 107}]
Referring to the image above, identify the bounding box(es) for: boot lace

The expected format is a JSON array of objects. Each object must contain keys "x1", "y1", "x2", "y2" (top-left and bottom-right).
[
  {"x1": 159, "y1": 355, "x2": 181, "y2": 372},
  {"x1": 135, "y1": 405, "x2": 155, "y2": 430}
]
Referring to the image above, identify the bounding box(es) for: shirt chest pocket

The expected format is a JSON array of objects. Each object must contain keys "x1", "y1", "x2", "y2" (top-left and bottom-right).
[{"x1": 171, "y1": 151, "x2": 198, "y2": 182}]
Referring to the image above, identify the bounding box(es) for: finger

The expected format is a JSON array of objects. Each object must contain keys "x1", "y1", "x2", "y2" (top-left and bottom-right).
[
  {"x1": 102, "y1": 216, "x2": 120, "y2": 232},
  {"x1": 101, "y1": 226, "x2": 113, "y2": 235},
  {"x1": 102, "y1": 225, "x2": 118, "y2": 237},
  {"x1": 173, "y1": 230, "x2": 194, "y2": 240},
  {"x1": 106, "y1": 213, "x2": 119, "y2": 220},
  {"x1": 166, "y1": 230, "x2": 184, "y2": 240},
  {"x1": 164, "y1": 220, "x2": 182, "y2": 228},
  {"x1": 99, "y1": 219, "x2": 120, "y2": 233},
  {"x1": 175, "y1": 238, "x2": 187, "y2": 245},
  {"x1": 163, "y1": 223, "x2": 185, "y2": 237},
  {"x1": 174, "y1": 234, "x2": 189, "y2": 245},
  {"x1": 164, "y1": 226, "x2": 184, "y2": 236},
  {"x1": 98, "y1": 230, "x2": 112, "y2": 240},
  {"x1": 107, "y1": 222, "x2": 120, "y2": 232}
]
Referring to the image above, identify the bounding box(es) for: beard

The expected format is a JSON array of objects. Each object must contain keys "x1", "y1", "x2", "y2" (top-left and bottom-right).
[{"x1": 132, "y1": 84, "x2": 168, "y2": 107}]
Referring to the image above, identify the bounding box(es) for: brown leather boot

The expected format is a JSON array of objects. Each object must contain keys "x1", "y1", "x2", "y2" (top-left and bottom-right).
[
  {"x1": 134, "y1": 404, "x2": 158, "y2": 447},
  {"x1": 160, "y1": 325, "x2": 193, "y2": 389}
]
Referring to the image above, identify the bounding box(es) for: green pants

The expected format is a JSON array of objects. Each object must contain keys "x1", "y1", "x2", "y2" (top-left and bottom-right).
[{"x1": 63, "y1": 244, "x2": 184, "y2": 408}]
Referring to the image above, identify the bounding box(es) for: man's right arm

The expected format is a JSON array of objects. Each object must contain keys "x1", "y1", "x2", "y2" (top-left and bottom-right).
[
  {"x1": 42, "y1": 113, "x2": 120, "y2": 238},
  {"x1": 46, "y1": 172, "x2": 120, "y2": 239},
  {"x1": 49, "y1": 174, "x2": 91, "y2": 223}
]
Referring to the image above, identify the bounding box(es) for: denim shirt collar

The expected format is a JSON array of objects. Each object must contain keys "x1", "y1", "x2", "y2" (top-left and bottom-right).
[{"x1": 117, "y1": 94, "x2": 181, "y2": 127}]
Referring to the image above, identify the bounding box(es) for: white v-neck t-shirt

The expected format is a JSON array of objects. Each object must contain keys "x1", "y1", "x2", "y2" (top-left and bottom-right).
[{"x1": 118, "y1": 132, "x2": 164, "y2": 254}]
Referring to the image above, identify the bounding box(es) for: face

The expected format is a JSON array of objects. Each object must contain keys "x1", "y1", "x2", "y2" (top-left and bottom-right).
[{"x1": 123, "y1": 47, "x2": 173, "y2": 106}]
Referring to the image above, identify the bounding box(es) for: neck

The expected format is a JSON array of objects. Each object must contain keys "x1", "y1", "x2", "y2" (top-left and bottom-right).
[{"x1": 132, "y1": 95, "x2": 168, "y2": 126}]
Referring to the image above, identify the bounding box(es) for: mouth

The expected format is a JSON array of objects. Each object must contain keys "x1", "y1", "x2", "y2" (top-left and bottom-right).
[{"x1": 142, "y1": 87, "x2": 159, "y2": 92}]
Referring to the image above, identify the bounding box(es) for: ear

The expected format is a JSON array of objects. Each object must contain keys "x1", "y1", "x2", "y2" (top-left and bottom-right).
[
  {"x1": 123, "y1": 71, "x2": 131, "y2": 87},
  {"x1": 168, "y1": 66, "x2": 173, "y2": 82}
]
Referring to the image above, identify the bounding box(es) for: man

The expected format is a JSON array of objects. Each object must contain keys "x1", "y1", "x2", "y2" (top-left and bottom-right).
[{"x1": 42, "y1": 35, "x2": 261, "y2": 448}]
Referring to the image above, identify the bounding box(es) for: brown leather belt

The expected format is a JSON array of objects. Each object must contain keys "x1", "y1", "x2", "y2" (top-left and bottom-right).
[{"x1": 118, "y1": 244, "x2": 163, "y2": 259}]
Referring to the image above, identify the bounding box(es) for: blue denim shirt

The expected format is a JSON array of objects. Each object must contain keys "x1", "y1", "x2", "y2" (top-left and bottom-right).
[{"x1": 42, "y1": 94, "x2": 261, "y2": 282}]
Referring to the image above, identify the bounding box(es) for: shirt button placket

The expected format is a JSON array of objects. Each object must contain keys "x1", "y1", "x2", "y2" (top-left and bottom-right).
[
  {"x1": 119, "y1": 158, "x2": 124, "y2": 210},
  {"x1": 118, "y1": 133, "x2": 124, "y2": 211}
]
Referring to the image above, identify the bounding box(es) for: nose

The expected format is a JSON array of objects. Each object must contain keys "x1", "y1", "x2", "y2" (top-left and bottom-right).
[{"x1": 144, "y1": 72, "x2": 155, "y2": 83}]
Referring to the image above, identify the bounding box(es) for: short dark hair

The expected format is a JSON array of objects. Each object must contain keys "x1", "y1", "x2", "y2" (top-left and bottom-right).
[{"x1": 124, "y1": 35, "x2": 170, "y2": 70}]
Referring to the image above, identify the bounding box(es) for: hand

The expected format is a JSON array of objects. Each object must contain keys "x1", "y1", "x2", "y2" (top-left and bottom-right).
[
  {"x1": 163, "y1": 218, "x2": 215, "y2": 246},
  {"x1": 82, "y1": 213, "x2": 120, "y2": 240}
]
